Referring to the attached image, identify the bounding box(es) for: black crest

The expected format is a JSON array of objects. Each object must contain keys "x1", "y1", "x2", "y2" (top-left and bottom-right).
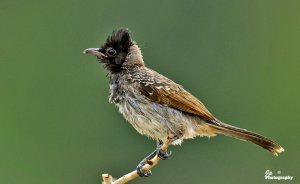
[
  {"x1": 103, "y1": 28, "x2": 132, "y2": 51},
  {"x1": 99, "y1": 28, "x2": 133, "y2": 73}
]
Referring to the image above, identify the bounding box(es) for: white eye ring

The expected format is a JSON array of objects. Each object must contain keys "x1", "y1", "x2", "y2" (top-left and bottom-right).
[{"x1": 107, "y1": 48, "x2": 117, "y2": 56}]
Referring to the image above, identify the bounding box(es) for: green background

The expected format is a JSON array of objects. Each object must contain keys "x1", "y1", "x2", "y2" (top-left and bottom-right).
[{"x1": 0, "y1": 0, "x2": 299, "y2": 183}]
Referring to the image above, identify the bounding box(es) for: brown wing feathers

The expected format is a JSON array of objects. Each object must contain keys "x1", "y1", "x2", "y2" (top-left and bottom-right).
[
  {"x1": 136, "y1": 69, "x2": 284, "y2": 156},
  {"x1": 139, "y1": 79, "x2": 216, "y2": 121}
]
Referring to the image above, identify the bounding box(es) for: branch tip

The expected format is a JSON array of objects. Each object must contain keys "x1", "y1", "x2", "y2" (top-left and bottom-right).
[
  {"x1": 101, "y1": 134, "x2": 174, "y2": 184},
  {"x1": 102, "y1": 174, "x2": 110, "y2": 178}
]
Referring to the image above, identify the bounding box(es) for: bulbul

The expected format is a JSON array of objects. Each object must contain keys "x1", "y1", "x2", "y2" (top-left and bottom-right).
[{"x1": 83, "y1": 28, "x2": 284, "y2": 176}]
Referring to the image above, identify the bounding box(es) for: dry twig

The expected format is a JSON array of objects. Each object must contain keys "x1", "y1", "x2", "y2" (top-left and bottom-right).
[{"x1": 102, "y1": 134, "x2": 174, "y2": 184}]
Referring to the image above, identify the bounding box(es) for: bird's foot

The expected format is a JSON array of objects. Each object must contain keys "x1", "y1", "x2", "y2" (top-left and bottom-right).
[
  {"x1": 136, "y1": 150, "x2": 157, "y2": 177},
  {"x1": 157, "y1": 149, "x2": 172, "y2": 160},
  {"x1": 136, "y1": 160, "x2": 152, "y2": 177},
  {"x1": 156, "y1": 135, "x2": 179, "y2": 160},
  {"x1": 136, "y1": 135, "x2": 179, "y2": 176}
]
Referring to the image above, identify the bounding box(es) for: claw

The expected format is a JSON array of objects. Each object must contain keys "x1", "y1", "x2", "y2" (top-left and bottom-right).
[
  {"x1": 157, "y1": 149, "x2": 172, "y2": 160},
  {"x1": 156, "y1": 135, "x2": 179, "y2": 160},
  {"x1": 135, "y1": 136, "x2": 179, "y2": 177},
  {"x1": 136, "y1": 161, "x2": 152, "y2": 177}
]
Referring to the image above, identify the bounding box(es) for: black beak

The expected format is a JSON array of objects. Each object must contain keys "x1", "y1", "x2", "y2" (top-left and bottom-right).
[{"x1": 83, "y1": 48, "x2": 107, "y2": 59}]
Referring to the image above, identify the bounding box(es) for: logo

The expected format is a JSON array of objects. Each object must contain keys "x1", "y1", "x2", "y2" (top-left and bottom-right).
[{"x1": 265, "y1": 170, "x2": 293, "y2": 180}]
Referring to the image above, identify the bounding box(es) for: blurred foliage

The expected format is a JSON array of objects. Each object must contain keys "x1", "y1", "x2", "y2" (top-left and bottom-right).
[{"x1": 0, "y1": 0, "x2": 299, "y2": 184}]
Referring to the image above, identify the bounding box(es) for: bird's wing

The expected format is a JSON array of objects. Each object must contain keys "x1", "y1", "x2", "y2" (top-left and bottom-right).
[{"x1": 134, "y1": 70, "x2": 217, "y2": 121}]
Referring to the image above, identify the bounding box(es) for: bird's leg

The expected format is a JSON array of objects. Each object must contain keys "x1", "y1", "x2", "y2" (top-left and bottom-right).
[
  {"x1": 136, "y1": 149, "x2": 157, "y2": 177},
  {"x1": 157, "y1": 135, "x2": 179, "y2": 160},
  {"x1": 136, "y1": 141, "x2": 162, "y2": 177},
  {"x1": 136, "y1": 135, "x2": 179, "y2": 177}
]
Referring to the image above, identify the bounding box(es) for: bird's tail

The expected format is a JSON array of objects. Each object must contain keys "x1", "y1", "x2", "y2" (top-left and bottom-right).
[{"x1": 209, "y1": 121, "x2": 284, "y2": 156}]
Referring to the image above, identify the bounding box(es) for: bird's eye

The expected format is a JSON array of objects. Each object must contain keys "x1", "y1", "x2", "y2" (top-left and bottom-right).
[{"x1": 107, "y1": 48, "x2": 117, "y2": 57}]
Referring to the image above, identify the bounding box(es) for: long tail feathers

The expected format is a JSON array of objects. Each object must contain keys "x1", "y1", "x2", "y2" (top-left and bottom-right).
[{"x1": 209, "y1": 122, "x2": 284, "y2": 156}]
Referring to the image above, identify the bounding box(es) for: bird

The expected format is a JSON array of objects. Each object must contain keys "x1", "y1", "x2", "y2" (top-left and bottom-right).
[{"x1": 83, "y1": 28, "x2": 284, "y2": 176}]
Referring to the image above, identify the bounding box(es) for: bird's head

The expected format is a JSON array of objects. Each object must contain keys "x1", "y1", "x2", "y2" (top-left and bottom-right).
[{"x1": 83, "y1": 28, "x2": 144, "y2": 73}]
